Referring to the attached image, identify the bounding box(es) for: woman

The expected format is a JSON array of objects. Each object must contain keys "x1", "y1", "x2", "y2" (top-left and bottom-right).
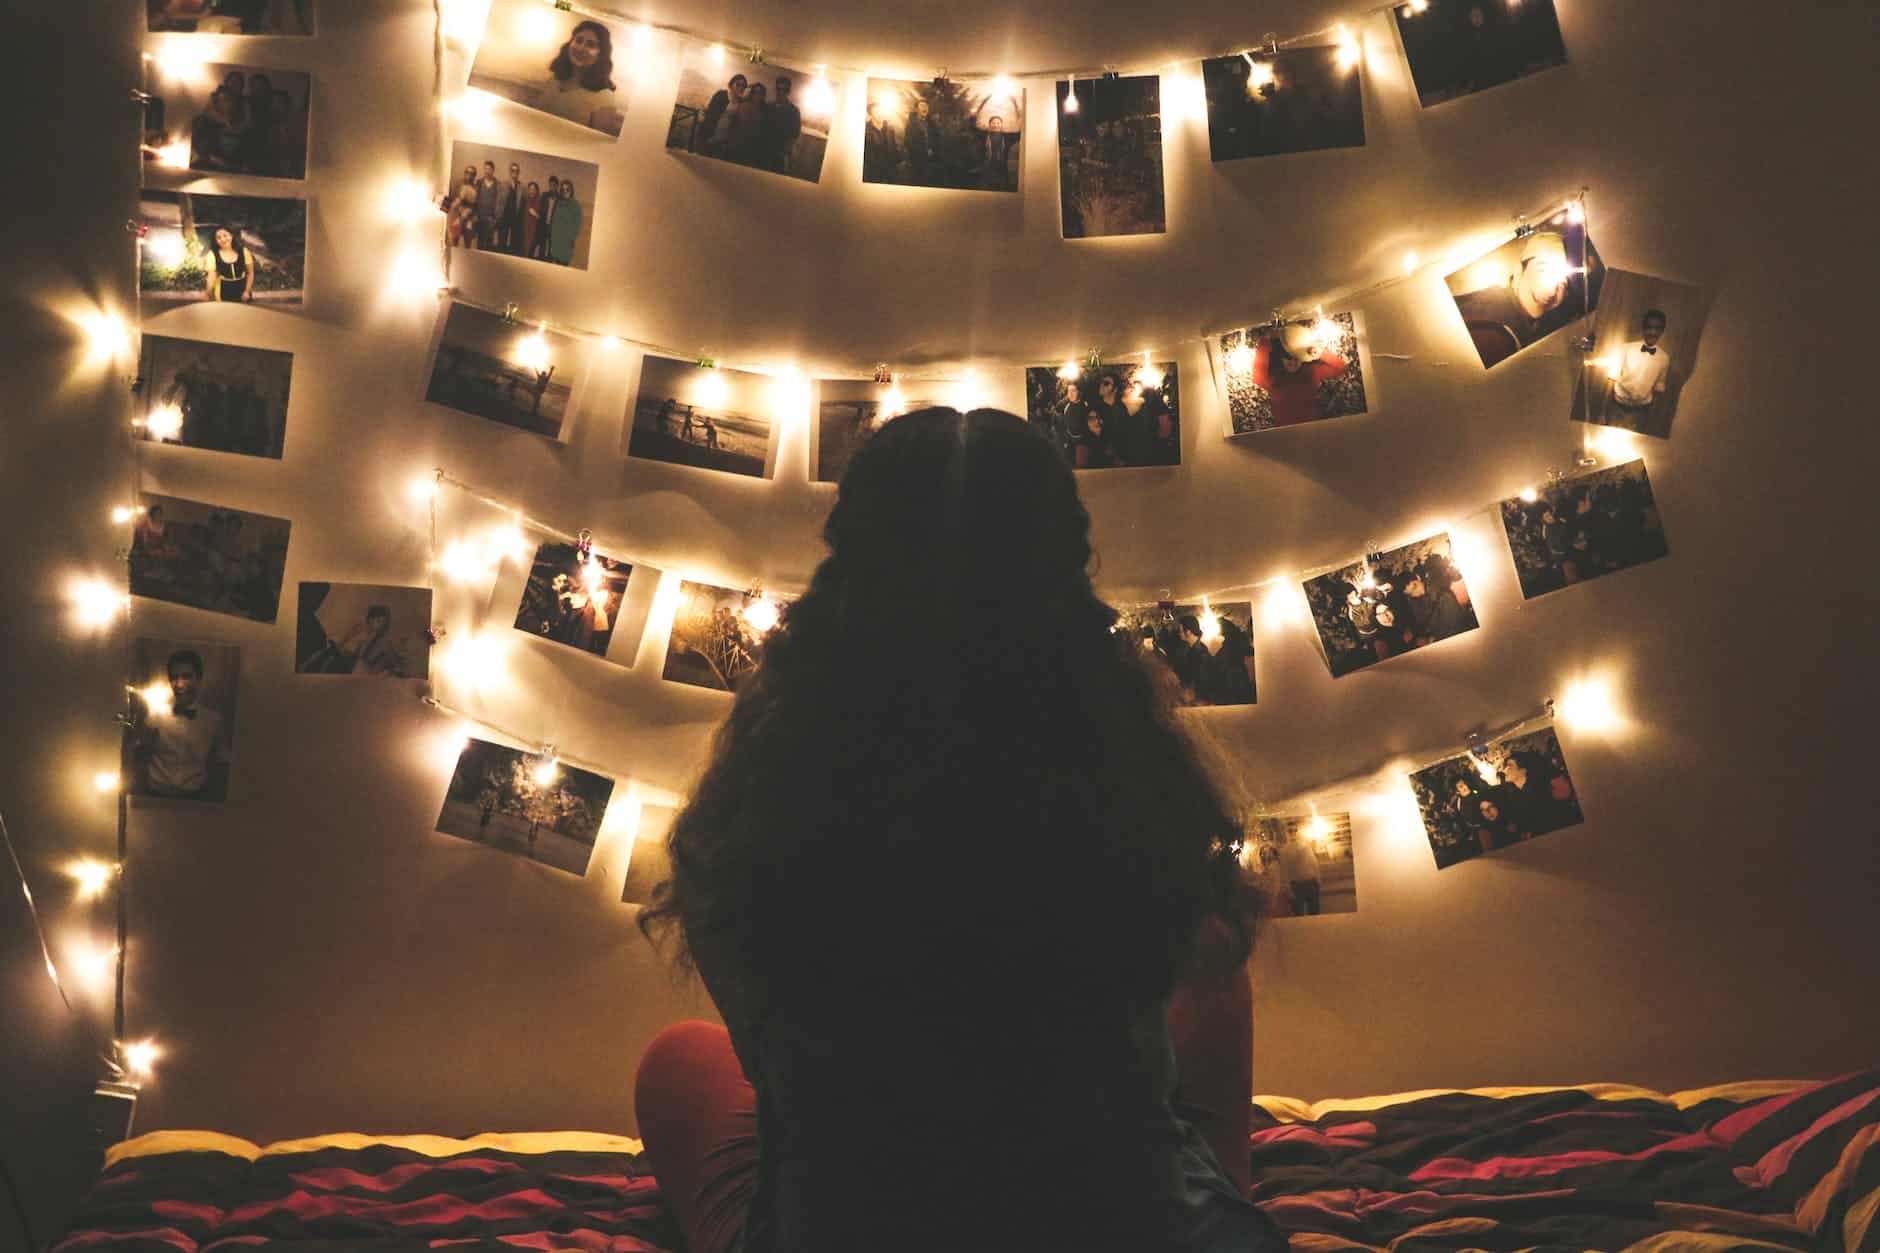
[
  {"x1": 205, "y1": 226, "x2": 254, "y2": 303},
  {"x1": 546, "y1": 178, "x2": 582, "y2": 266},
  {"x1": 634, "y1": 408, "x2": 1283, "y2": 1253},
  {"x1": 537, "y1": 19, "x2": 624, "y2": 136},
  {"x1": 728, "y1": 82, "x2": 768, "y2": 164},
  {"x1": 188, "y1": 88, "x2": 235, "y2": 172},
  {"x1": 1072, "y1": 408, "x2": 1119, "y2": 468},
  {"x1": 533, "y1": 177, "x2": 560, "y2": 259},
  {"x1": 519, "y1": 181, "x2": 543, "y2": 259}
]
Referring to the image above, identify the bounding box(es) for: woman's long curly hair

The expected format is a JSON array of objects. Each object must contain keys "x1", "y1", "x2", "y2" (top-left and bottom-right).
[
  {"x1": 549, "y1": 21, "x2": 616, "y2": 92},
  {"x1": 638, "y1": 408, "x2": 1249, "y2": 1035}
]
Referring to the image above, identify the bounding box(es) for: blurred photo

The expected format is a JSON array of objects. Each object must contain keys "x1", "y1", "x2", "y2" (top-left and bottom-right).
[
  {"x1": 1025, "y1": 361, "x2": 1180, "y2": 468},
  {"x1": 1410, "y1": 726, "x2": 1583, "y2": 869},
  {"x1": 663, "y1": 581, "x2": 789, "y2": 693},
  {"x1": 1572, "y1": 270, "x2": 1709, "y2": 438},
  {"x1": 1446, "y1": 210, "x2": 1604, "y2": 368},
  {"x1": 1392, "y1": 0, "x2": 1567, "y2": 108},
  {"x1": 435, "y1": 739, "x2": 614, "y2": 876},
  {"x1": 1499, "y1": 460, "x2": 1668, "y2": 599},
  {"x1": 469, "y1": 0, "x2": 629, "y2": 137},
  {"x1": 1302, "y1": 533, "x2": 1477, "y2": 678},
  {"x1": 425, "y1": 302, "x2": 578, "y2": 439},
  {"x1": 129, "y1": 493, "x2": 291, "y2": 623},
  {"x1": 629, "y1": 356, "x2": 778, "y2": 478},
  {"x1": 863, "y1": 77, "x2": 1022, "y2": 192},
  {"x1": 138, "y1": 190, "x2": 306, "y2": 306},
  {"x1": 1220, "y1": 312, "x2": 1366, "y2": 434},
  {"x1": 295, "y1": 583, "x2": 432, "y2": 678},
  {"x1": 1244, "y1": 812, "x2": 1356, "y2": 917},
  {"x1": 667, "y1": 49, "x2": 838, "y2": 182},
  {"x1": 513, "y1": 541, "x2": 633, "y2": 662},
  {"x1": 124, "y1": 637, "x2": 240, "y2": 803},
  {"x1": 146, "y1": 0, "x2": 313, "y2": 34},
  {"x1": 1201, "y1": 45, "x2": 1363, "y2": 161},
  {"x1": 138, "y1": 334, "x2": 292, "y2": 459},
  {"x1": 813, "y1": 381, "x2": 939, "y2": 483},
  {"x1": 142, "y1": 62, "x2": 310, "y2": 179},
  {"x1": 1110, "y1": 600, "x2": 1256, "y2": 706},
  {"x1": 446, "y1": 141, "x2": 599, "y2": 269},
  {"x1": 1057, "y1": 75, "x2": 1165, "y2": 239}
]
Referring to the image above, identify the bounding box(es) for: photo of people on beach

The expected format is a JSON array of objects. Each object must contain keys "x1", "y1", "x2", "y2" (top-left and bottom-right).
[
  {"x1": 435, "y1": 738, "x2": 614, "y2": 877},
  {"x1": 1302, "y1": 533, "x2": 1478, "y2": 678},
  {"x1": 667, "y1": 47, "x2": 838, "y2": 182},
  {"x1": 445, "y1": 140, "x2": 599, "y2": 270},
  {"x1": 812, "y1": 380, "x2": 939, "y2": 483},
  {"x1": 1110, "y1": 600, "x2": 1256, "y2": 706},
  {"x1": 129, "y1": 493, "x2": 291, "y2": 623},
  {"x1": 628, "y1": 355, "x2": 778, "y2": 478},
  {"x1": 863, "y1": 76, "x2": 1022, "y2": 192},
  {"x1": 425, "y1": 302, "x2": 578, "y2": 439},
  {"x1": 469, "y1": 0, "x2": 630, "y2": 138},
  {"x1": 294, "y1": 583, "x2": 432, "y2": 678},
  {"x1": 142, "y1": 61, "x2": 310, "y2": 179},
  {"x1": 137, "y1": 334, "x2": 292, "y2": 459},
  {"x1": 1410, "y1": 726, "x2": 1584, "y2": 869}
]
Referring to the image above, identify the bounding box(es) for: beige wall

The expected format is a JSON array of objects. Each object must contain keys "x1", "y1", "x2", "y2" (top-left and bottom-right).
[{"x1": 5, "y1": 0, "x2": 1876, "y2": 1150}]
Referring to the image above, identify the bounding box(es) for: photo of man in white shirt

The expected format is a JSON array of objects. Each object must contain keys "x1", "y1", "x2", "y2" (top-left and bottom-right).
[
  {"x1": 129, "y1": 647, "x2": 232, "y2": 801},
  {"x1": 1607, "y1": 309, "x2": 1671, "y2": 420}
]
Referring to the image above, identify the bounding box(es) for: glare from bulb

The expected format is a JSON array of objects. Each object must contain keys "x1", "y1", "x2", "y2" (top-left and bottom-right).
[
  {"x1": 954, "y1": 369, "x2": 985, "y2": 411},
  {"x1": 1197, "y1": 603, "x2": 1222, "y2": 645},
  {"x1": 447, "y1": 90, "x2": 498, "y2": 127},
  {"x1": 146, "y1": 229, "x2": 187, "y2": 268},
  {"x1": 1225, "y1": 341, "x2": 1256, "y2": 372},
  {"x1": 1558, "y1": 675, "x2": 1626, "y2": 735},
  {"x1": 1564, "y1": 199, "x2": 1584, "y2": 223},
  {"x1": 518, "y1": 5, "x2": 558, "y2": 42},
  {"x1": 1402, "y1": 250, "x2": 1420, "y2": 275},
  {"x1": 990, "y1": 75, "x2": 1018, "y2": 100},
  {"x1": 802, "y1": 71, "x2": 837, "y2": 117},
  {"x1": 533, "y1": 757, "x2": 561, "y2": 786},
  {"x1": 93, "y1": 770, "x2": 121, "y2": 793},
  {"x1": 1404, "y1": 0, "x2": 1430, "y2": 13},
  {"x1": 742, "y1": 596, "x2": 781, "y2": 635},
  {"x1": 442, "y1": 0, "x2": 485, "y2": 46},
  {"x1": 708, "y1": 44, "x2": 725, "y2": 65},
  {"x1": 122, "y1": 1038, "x2": 162, "y2": 1078},
  {"x1": 1056, "y1": 360, "x2": 1080, "y2": 380},
  {"x1": 111, "y1": 505, "x2": 139, "y2": 524},
  {"x1": 138, "y1": 680, "x2": 174, "y2": 715},
  {"x1": 1062, "y1": 83, "x2": 1080, "y2": 114},
  {"x1": 385, "y1": 177, "x2": 440, "y2": 225},
  {"x1": 514, "y1": 328, "x2": 551, "y2": 374},
  {"x1": 1137, "y1": 352, "x2": 1164, "y2": 389},
  {"x1": 1519, "y1": 486, "x2": 1539, "y2": 503},
  {"x1": 1335, "y1": 27, "x2": 1361, "y2": 69},
  {"x1": 580, "y1": 557, "x2": 608, "y2": 594},
  {"x1": 70, "y1": 577, "x2": 130, "y2": 630},
  {"x1": 696, "y1": 367, "x2": 728, "y2": 409},
  {"x1": 390, "y1": 248, "x2": 449, "y2": 296},
  {"x1": 1473, "y1": 755, "x2": 1501, "y2": 784},
  {"x1": 150, "y1": 43, "x2": 211, "y2": 87},
  {"x1": 152, "y1": 141, "x2": 191, "y2": 169},
  {"x1": 407, "y1": 474, "x2": 439, "y2": 504},
  {"x1": 80, "y1": 310, "x2": 134, "y2": 366},
  {"x1": 435, "y1": 632, "x2": 508, "y2": 692},
  {"x1": 74, "y1": 943, "x2": 118, "y2": 990},
  {"x1": 1591, "y1": 354, "x2": 1621, "y2": 377},
  {"x1": 145, "y1": 403, "x2": 184, "y2": 440},
  {"x1": 68, "y1": 859, "x2": 116, "y2": 900},
  {"x1": 1309, "y1": 308, "x2": 1342, "y2": 353},
  {"x1": 1243, "y1": 54, "x2": 1275, "y2": 92},
  {"x1": 881, "y1": 385, "x2": 906, "y2": 417},
  {"x1": 631, "y1": 24, "x2": 653, "y2": 52}
]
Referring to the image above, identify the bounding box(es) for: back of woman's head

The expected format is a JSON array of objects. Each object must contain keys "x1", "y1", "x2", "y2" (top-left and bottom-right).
[{"x1": 641, "y1": 408, "x2": 1245, "y2": 1031}]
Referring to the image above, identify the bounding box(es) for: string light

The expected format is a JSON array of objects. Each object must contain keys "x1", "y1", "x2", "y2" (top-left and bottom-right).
[
  {"x1": 1403, "y1": 0, "x2": 1430, "y2": 13},
  {"x1": 74, "y1": 943, "x2": 118, "y2": 992},
  {"x1": 67, "y1": 859, "x2": 117, "y2": 901},
  {"x1": 696, "y1": 365, "x2": 729, "y2": 408},
  {"x1": 532, "y1": 754, "x2": 561, "y2": 786},
  {"x1": 802, "y1": 67, "x2": 837, "y2": 117},
  {"x1": 147, "y1": 141, "x2": 190, "y2": 169},
  {"x1": 1062, "y1": 76, "x2": 1079, "y2": 114},
  {"x1": 110, "y1": 505, "x2": 143, "y2": 524},
  {"x1": 1137, "y1": 351, "x2": 1164, "y2": 389},
  {"x1": 69, "y1": 577, "x2": 130, "y2": 630},
  {"x1": 1557, "y1": 675, "x2": 1624, "y2": 734},
  {"x1": 1335, "y1": 25, "x2": 1361, "y2": 69},
  {"x1": 136, "y1": 680, "x2": 174, "y2": 715},
  {"x1": 121, "y1": 1038, "x2": 162, "y2": 1079},
  {"x1": 147, "y1": 44, "x2": 210, "y2": 87},
  {"x1": 515, "y1": 325, "x2": 552, "y2": 374},
  {"x1": 92, "y1": 771, "x2": 121, "y2": 793},
  {"x1": 1242, "y1": 52, "x2": 1275, "y2": 93},
  {"x1": 741, "y1": 595, "x2": 781, "y2": 635},
  {"x1": 1402, "y1": 250, "x2": 1420, "y2": 275},
  {"x1": 1056, "y1": 360, "x2": 1080, "y2": 380},
  {"x1": 79, "y1": 310, "x2": 133, "y2": 366},
  {"x1": 143, "y1": 403, "x2": 184, "y2": 441},
  {"x1": 1519, "y1": 486, "x2": 1540, "y2": 502}
]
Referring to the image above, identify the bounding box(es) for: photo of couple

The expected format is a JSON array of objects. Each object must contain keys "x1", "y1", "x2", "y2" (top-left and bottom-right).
[
  {"x1": 1302, "y1": 534, "x2": 1478, "y2": 678},
  {"x1": 445, "y1": 141, "x2": 597, "y2": 270},
  {"x1": 468, "y1": 0, "x2": 629, "y2": 138},
  {"x1": 143, "y1": 63, "x2": 310, "y2": 180},
  {"x1": 667, "y1": 51, "x2": 836, "y2": 182},
  {"x1": 1410, "y1": 726, "x2": 1584, "y2": 870}
]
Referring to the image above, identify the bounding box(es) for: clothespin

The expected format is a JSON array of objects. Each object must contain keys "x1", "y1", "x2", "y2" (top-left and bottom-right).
[
  {"x1": 872, "y1": 363, "x2": 893, "y2": 385},
  {"x1": 697, "y1": 356, "x2": 717, "y2": 370},
  {"x1": 501, "y1": 302, "x2": 520, "y2": 323},
  {"x1": 1084, "y1": 348, "x2": 1103, "y2": 369},
  {"x1": 747, "y1": 46, "x2": 766, "y2": 65},
  {"x1": 424, "y1": 624, "x2": 448, "y2": 647},
  {"x1": 575, "y1": 528, "x2": 594, "y2": 561}
]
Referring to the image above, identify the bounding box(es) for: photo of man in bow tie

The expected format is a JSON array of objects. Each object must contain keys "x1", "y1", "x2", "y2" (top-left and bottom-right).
[
  {"x1": 1607, "y1": 309, "x2": 1670, "y2": 423},
  {"x1": 128, "y1": 644, "x2": 236, "y2": 802}
]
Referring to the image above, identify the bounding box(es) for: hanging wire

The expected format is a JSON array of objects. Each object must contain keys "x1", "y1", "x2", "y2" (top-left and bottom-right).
[{"x1": 1, "y1": 811, "x2": 75, "y2": 1016}]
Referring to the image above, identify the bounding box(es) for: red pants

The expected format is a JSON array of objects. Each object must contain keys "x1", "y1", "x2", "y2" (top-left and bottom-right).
[{"x1": 633, "y1": 960, "x2": 1253, "y2": 1253}]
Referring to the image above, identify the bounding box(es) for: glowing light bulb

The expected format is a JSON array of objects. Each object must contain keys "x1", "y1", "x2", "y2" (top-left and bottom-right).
[
  {"x1": 802, "y1": 69, "x2": 836, "y2": 116},
  {"x1": 436, "y1": 632, "x2": 507, "y2": 692},
  {"x1": 1309, "y1": 307, "x2": 1342, "y2": 352},
  {"x1": 1062, "y1": 82, "x2": 1080, "y2": 114},
  {"x1": 580, "y1": 557, "x2": 608, "y2": 593},
  {"x1": 152, "y1": 141, "x2": 191, "y2": 169},
  {"x1": 1225, "y1": 340, "x2": 1255, "y2": 372},
  {"x1": 1592, "y1": 354, "x2": 1621, "y2": 377},
  {"x1": 1519, "y1": 486, "x2": 1539, "y2": 503},
  {"x1": 696, "y1": 367, "x2": 728, "y2": 409},
  {"x1": 708, "y1": 44, "x2": 726, "y2": 66},
  {"x1": 122, "y1": 1038, "x2": 161, "y2": 1078},
  {"x1": 742, "y1": 596, "x2": 780, "y2": 635},
  {"x1": 75, "y1": 944, "x2": 118, "y2": 990},
  {"x1": 146, "y1": 230, "x2": 186, "y2": 268},
  {"x1": 446, "y1": 90, "x2": 497, "y2": 127},
  {"x1": 150, "y1": 43, "x2": 210, "y2": 86},
  {"x1": 1197, "y1": 603, "x2": 1222, "y2": 644},
  {"x1": 991, "y1": 74, "x2": 1018, "y2": 99},
  {"x1": 631, "y1": 24, "x2": 653, "y2": 53},
  {"x1": 955, "y1": 369, "x2": 985, "y2": 411},
  {"x1": 881, "y1": 385, "x2": 906, "y2": 417},
  {"x1": 391, "y1": 248, "x2": 448, "y2": 296},
  {"x1": 70, "y1": 577, "x2": 129, "y2": 630},
  {"x1": 1137, "y1": 352, "x2": 1164, "y2": 390},
  {"x1": 145, "y1": 403, "x2": 184, "y2": 440},
  {"x1": 81, "y1": 310, "x2": 134, "y2": 365},
  {"x1": 518, "y1": 4, "x2": 558, "y2": 42},
  {"x1": 1402, "y1": 250, "x2": 1420, "y2": 275},
  {"x1": 111, "y1": 505, "x2": 139, "y2": 524},
  {"x1": 1558, "y1": 675, "x2": 1625, "y2": 734},
  {"x1": 533, "y1": 757, "x2": 561, "y2": 785},
  {"x1": 93, "y1": 770, "x2": 121, "y2": 793},
  {"x1": 68, "y1": 859, "x2": 116, "y2": 900},
  {"x1": 407, "y1": 475, "x2": 438, "y2": 504},
  {"x1": 515, "y1": 327, "x2": 551, "y2": 374},
  {"x1": 385, "y1": 177, "x2": 440, "y2": 224},
  {"x1": 1358, "y1": 566, "x2": 1377, "y2": 591},
  {"x1": 1473, "y1": 755, "x2": 1501, "y2": 784},
  {"x1": 1564, "y1": 199, "x2": 1584, "y2": 224},
  {"x1": 138, "y1": 680, "x2": 174, "y2": 715},
  {"x1": 1056, "y1": 360, "x2": 1080, "y2": 380},
  {"x1": 1242, "y1": 54, "x2": 1275, "y2": 92},
  {"x1": 1335, "y1": 26, "x2": 1361, "y2": 69},
  {"x1": 442, "y1": 0, "x2": 484, "y2": 46},
  {"x1": 1404, "y1": 0, "x2": 1430, "y2": 13}
]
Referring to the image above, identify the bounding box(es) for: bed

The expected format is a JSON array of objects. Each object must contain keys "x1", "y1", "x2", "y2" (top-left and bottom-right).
[{"x1": 52, "y1": 1069, "x2": 1880, "y2": 1252}]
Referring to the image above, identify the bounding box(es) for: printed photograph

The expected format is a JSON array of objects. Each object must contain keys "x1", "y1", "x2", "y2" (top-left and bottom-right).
[
  {"x1": 513, "y1": 541, "x2": 633, "y2": 662},
  {"x1": 621, "y1": 825, "x2": 672, "y2": 907},
  {"x1": 663, "y1": 582, "x2": 789, "y2": 694},
  {"x1": 147, "y1": 0, "x2": 314, "y2": 34},
  {"x1": 1201, "y1": 45, "x2": 1364, "y2": 162},
  {"x1": 1057, "y1": 74, "x2": 1165, "y2": 239},
  {"x1": 124, "y1": 637, "x2": 240, "y2": 804},
  {"x1": 1410, "y1": 726, "x2": 1584, "y2": 869},
  {"x1": 137, "y1": 334, "x2": 292, "y2": 459},
  {"x1": 629, "y1": 356, "x2": 777, "y2": 478},
  {"x1": 138, "y1": 190, "x2": 306, "y2": 306},
  {"x1": 294, "y1": 583, "x2": 432, "y2": 678},
  {"x1": 1025, "y1": 361, "x2": 1180, "y2": 468},
  {"x1": 445, "y1": 140, "x2": 599, "y2": 269},
  {"x1": 1111, "y1": 600, "x2": 1256, "y2": 707},
  {"x1": 469, "y1": 0, "x2": 629, "y2": 138},
  {"x1": 1220, "y1": 312, "x2": 1366, "y2": 434},
  {"x1": 1244, "y1": 812, "x2": 1356, "y2": 917},
  {"x1": 1446, "y1": 211, "x2": 1604, "y2": 369},
  {"x1": 863, "y1": 77, "x2": 1022, "y2": 192},
  {"x1": 1302, "y1": 533, "x2": 1477, "y2": 678},
  {"x1": 425, "y1": 302, "x2": 578, "y2": 439},
  {"x1": 129, "y1": 493, "x2": 291, "y2": 623},
  {"x1": 1392, "y1": 0, "x2": 1568, "y2": 108},
  {"x1": 1499, "y1": 460, "x2": 1668, "y2": 600},
  {"x1": 435, "y1": 739, "x2": 614, "y2": 877},
  {"x1": 142, "y1": 61, "x2": 310, "y2": 179},
  {"x1": 1572, "y1": 270, "x2": 1709, "y2": 439},
  {"x1": 812, "y1": 381, "x2": 942, "y2": 484},
  {"x1": 667, "y1": 48, "x2": 838, "y2": 182}
]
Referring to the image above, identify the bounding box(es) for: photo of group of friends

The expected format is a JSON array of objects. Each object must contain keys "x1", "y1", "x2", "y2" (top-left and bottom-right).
[
  {"x1": 1303, "y1": 533, "x2": 1478, "y2": 678},
  {"x1": 130, "y1": 493, "x2": 291, "y2": 624},
  {"x1": 1243, "y1": 812, "x2": 1356, "y2": 917},
  {"x1": 663, "y1": 582, "x2": 789, "y2": 693},
  {"x1": 123, "y1": 636, "x2": 240, "y2": 804},
  {"x1": 1056, "y1": 75, "x2": 1166, "y2": 239},
  {"x1": 143, "y1": 62, "x2": 310, "y2": 180},
  {"x1": 813, "y1": 381, "x2": 939, "y2": 483},
  {"x1": 294, "y1": 583, "x2": 432, "y2": 678},
  {"x1": 667, "y1": 49, "x2": 837, "y2": 183},
  {"x1": 1111, "y1": 600, "x2": 1256, "y2": 707},
  {"x1": 1201, "y1": 45, "x2": 1365, "y2": 162},
  {"x1": 445, "y1": 141, "x2": 597, "y2": 269},
  {"x1": 1410, "y1": 726, "x2": 1583, "y2": 869},
  {"x1": 1499, "y1": 460, "x2": 1668, "y2": 600},
  {"x1": 513, "y1": 541, "x2": 633, "y2": 663},
  {"x1": 1025, "y1": 362, "x2": 1180, "y2": 469},
  {"x1": 468, "y1": 0, "x2": 629, "y2": 138},
  {"x1": 864, "y1": 78, "x2": 1023, "y2": 193},
  {"x1": 1221, "y1": 311, "x2": 1367, "y2": 434},
  {"x1": 138, "y1": 190, "x2": 306, "y2": 306},
  {"x1": 1391, "y1": 0, "x2": 1568, "y2": 109},
  {"x1": 1573, "y1": 270, "x2": 1708, "y2": 439},
  {"x1": 146, "y1": 0, "x2": 312, "y2": 35},
  {"x1": 137, "y1": 334, "x2": 292, "y2": 459},
  {"x1": 629, "y1": 356, "x2": 778, "y2": 478},
  {"x1": 1446, "y1": 211, "x2": 1604, "y2": 369},
  {"x1": 435, "y1": 738, "x2": 615, "y2": 876},
  {"x1": 425, "y1": 303, "x2": 578, "y2": 440}
]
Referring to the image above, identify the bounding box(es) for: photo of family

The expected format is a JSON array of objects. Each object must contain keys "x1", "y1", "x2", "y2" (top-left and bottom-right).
[
  {"x1": 513, "y1": 541, "x2": 633, "y2": 662},
  {"x1": 812, "y1": 380, "x2": 940, "y2": 483},
  {"x1": 1499, "y1": 460, "x2": 1668, "y2": 600},
  {"x1": 130, "y1": 493, "x2": 291, "y2": 623},
  {"x1": 1111, "y1": 600, "x2": 1256, "y2": 706},
  {"x1": 138, "y1": 190, "x2": 306, "y2": 306},
  {"x1": 1220, "y1": 312, "x2": 1367, "y2": 434},
  {"x1": 1572, "y1": 270, "x2": 1708, "y2": 439},
  {"x1": 1025, "y1": 362, "x2": 1180, "y2": 469},
  {"x1": 435, "y1": 738, "x2": 614, "y2": 877},
  {"x1": 1057, "y1": 74, "x2": 1165, "y2": 239},
  {"x1": 629, "y1": 356, "x2": 777, "y2": 478},
  {"x1": 1245, "y1": 812, "x2": 1356, "y2": 917},
  {"x1": 1392, "y1": 0, "x2": 1568, "y2": 108},
  {"x1": 294, "y1": 583, "x2": 432, "y2": 678},
  {"x1": 142, "y1": 62, "x2": 310, "y2": 179},
  {"x1": 425, "y1": 303, "x2": 578, "y2": 439},
  {"x1": 1201, "y1": 45, "x2": 1365, "y2": 162},
  {"x1": 469, "y1": 0, "x2": 629, "y2": 138},
  {"x1": 445, "y1": 141, "x2": 598, "y2": 270},
  {"x1": 1302, "y1": 533, "x2": 1477, "y2": 678},
  {"x1": 863, "y1": 77, "x2": 1022, "y2": 192},
  {"x1": 147, "y1": 0, "x2": 313, "y2": 34},
  {"x1": 124, "y1": 636, "x2": 240, "y2": 804},
  {"x1": 1410, "y1": 726, "x2": 1583, "y2": 869},
  {"x1": 1445, "y1": 212, "x2": 1604, "y2": 369},
  {"x1": 663, "y1": 582, "x2": 789, "y2": 693},
  {"x1": 667, "y1": 49, "x2": 837, "y2": 182},
  {"x1": 137, "y1": 334, "x2": 292, "y2": 459}
]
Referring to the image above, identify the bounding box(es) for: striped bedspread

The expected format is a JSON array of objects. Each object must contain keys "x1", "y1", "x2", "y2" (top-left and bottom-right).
[{"x1": 54, "y1": 1071, "x2": 1880, "y2": 1252}]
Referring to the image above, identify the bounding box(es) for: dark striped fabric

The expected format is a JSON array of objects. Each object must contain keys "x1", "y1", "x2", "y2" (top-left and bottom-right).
[{"x1": 54, "y1": 1071, "x2": 1880, "y2": 1253}]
